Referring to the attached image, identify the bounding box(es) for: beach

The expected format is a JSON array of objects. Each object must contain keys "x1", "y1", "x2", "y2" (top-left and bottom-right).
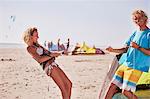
[{"x1": 0, "y1": 48, "x2": 115, "y2": 99}]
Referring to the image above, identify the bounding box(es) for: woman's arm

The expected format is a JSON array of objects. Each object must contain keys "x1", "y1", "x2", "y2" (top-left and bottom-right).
[
  {"x1": 106, "y1": 46, "x2": 128, "y2": 54},
  {"x1": 131, "y1": 42, "x2": 150, "y2": 55},
  {"x1": 27, "y1": 46, "x2": 52, "y2": 63},
  {"x1": 40, "y1": 45, "x2": 61, "y2": 57},
  {"x1": 50, "y1": 52, "x2": 61, "y2": 57}
]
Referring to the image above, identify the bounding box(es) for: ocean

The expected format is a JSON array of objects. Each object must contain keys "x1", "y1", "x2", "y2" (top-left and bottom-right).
[{"x1": 0, "y1": 43, "x2": 25, "y2": 48}]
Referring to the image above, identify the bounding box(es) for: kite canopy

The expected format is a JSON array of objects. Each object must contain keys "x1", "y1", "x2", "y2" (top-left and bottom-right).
[{"x1": 72, "y1": 42, "x2": 105, "y2": 55}]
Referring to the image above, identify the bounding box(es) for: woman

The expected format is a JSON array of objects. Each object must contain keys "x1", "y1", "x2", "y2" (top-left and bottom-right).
[
  {"x1": 23, "y1": 27, "x2": 72, "y2": 99},
  {"x1": 105, "y1": 10, "x2": 150, "y2": 99}
]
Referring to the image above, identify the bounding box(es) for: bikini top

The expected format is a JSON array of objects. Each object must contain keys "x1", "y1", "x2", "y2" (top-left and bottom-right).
[
  {"x1": 28, "y1": 43, "x2": 55, "y2": 69},
  {"x1": 36, "y1": 47, "x2": 44, "y2": 55},
  {"x1": 33, "y1": 43, "x2": 50, "y2": 56}
]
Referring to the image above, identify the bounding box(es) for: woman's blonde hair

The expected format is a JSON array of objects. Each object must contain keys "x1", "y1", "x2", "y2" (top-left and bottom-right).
[
  {"x1": 23, "y1": 27, "x2": 37, "y2": 45},
  {"x1": 132, "y1": 9, "x2": 148, "y2": 23}
]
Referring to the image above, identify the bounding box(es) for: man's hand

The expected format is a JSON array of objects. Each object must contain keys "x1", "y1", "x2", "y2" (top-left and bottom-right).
[
  {"x1": 130, "y1": 42, "x2": 140, "y2": 49},
  {"x1": 106, "y1": 46, "x2": 113, "y2": 52}
]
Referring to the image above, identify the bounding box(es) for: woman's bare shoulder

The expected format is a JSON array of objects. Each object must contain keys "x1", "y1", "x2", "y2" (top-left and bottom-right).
[{"x1": 27, "y1": 46, "x2": 36, "y2": 53}]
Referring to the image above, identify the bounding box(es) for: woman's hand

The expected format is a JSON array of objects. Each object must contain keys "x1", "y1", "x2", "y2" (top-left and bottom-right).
[
  {"x1": 130, "y1": 42, "x2": 140, "y2": 49},
  {"x1": 106, "y1": 46, "x2": 114, "y2": 52}
]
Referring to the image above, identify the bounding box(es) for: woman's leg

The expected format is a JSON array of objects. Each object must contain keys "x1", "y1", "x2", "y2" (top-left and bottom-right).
[
  {"x1": 105, "y1": 83, "x2": 119, "y2": 99},
  {"x1": 50, "y1": 66, "x2": 72, "y2": 99},
  {"x1": 122, "y1": 90, "x2": 138, "y2": 99},
  {"x1": 56, "y1": 66, "x2": 72, "y2": 98}
]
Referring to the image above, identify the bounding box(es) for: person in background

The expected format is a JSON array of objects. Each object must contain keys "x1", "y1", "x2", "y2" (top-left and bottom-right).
[
  {"x1": 57, "y1": 38, "x2": 60, "y2": 51},
  {"x1": 66, "y1": 38, "x2": 70, "y2": 51},
  {"x1": 23, "y1": 27, "x2": 72, "y2": 99},
  {"x1": 44, "y1": 40, "x2": 46, "y2": 48},
  {"x1": 104, "y1": 10, "x2": 150, "y2": 99},
  {"x1": 47, "y1": 41, "x2": 51, "y2": 51}
]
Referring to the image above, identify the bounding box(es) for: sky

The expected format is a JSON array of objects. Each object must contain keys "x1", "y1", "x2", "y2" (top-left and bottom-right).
[{"x1": 0, "y1": 0, "x2": 149, "y2": 47}]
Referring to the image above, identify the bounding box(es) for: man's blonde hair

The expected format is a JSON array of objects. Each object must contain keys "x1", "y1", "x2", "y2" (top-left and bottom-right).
[
  {"x1": 132, "y1": 10, "x2": 148, "y2": 22},
  {"x1": 23, "y1": 27, "x2": 37, "y2": 45}
]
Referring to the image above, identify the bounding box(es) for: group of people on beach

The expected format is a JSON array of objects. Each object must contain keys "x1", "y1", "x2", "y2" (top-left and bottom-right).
[
  {"x1": 44, "y1": 38, "x2": 70, "y2": 52},
  {"x1": 23, "y1": 9, "x2": 150, "y2": 99}
]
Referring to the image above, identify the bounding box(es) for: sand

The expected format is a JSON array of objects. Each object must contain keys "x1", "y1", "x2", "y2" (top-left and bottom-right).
[{"x1": 0, "y1": 48, "x2": 115, "y2": 99}]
